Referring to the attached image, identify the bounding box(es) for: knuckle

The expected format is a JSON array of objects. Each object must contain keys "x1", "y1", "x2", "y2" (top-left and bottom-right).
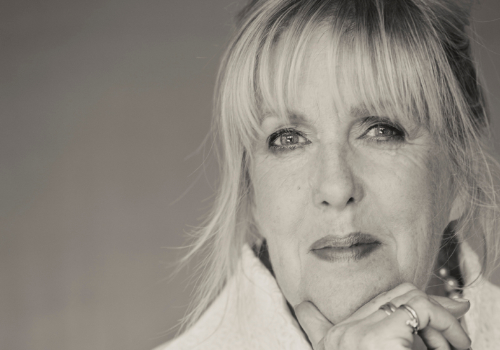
[
  {"x1": 391, "y1": 287, "x2": 424, "y2": 308},
  {"x1": 323, "y1": 325, "x2": 343, "y2": 348},
  {"x1": 322, "y1": 333, "x2": 336, "y2": 349},
  {"x1": 326, "y1": 324, "x2": 360, "y2": 350},
  {"x1": 408, "y1": 294, "x2": 429, "y2": 308}
]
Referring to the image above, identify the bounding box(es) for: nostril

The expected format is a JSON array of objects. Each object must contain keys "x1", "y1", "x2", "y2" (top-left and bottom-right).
[{"x1": 321, "y1": 197, "x2": 354, "y2": 207}]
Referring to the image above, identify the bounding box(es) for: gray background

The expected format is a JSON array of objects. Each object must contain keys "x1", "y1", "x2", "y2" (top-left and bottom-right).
[{"x1": 1, "y1": 1, "x2": 499, "y2": 349}]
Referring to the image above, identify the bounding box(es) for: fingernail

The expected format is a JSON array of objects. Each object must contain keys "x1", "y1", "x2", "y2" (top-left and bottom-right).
[{"x1": 452, "y1": 297, "x2": 470, "y2": 303}]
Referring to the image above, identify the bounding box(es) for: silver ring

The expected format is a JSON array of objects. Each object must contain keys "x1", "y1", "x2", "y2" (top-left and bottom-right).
[
  {"x1": 379, "y1": 302, "x2": 397, "y2": 316},
  {"x1": 399, "y1": 304, "x2": 420, "y2": 334}
]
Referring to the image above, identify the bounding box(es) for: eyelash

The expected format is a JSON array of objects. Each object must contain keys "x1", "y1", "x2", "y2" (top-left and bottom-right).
[
  {"x1": 360, "y1": 122, "x2": 406, "y2": 143},
  {"x1": 267, "y1": 128, "x2": 311, "y2": 152},
  {"x1": 267, "y1": 120, "x2": 406, "y2": 152}
]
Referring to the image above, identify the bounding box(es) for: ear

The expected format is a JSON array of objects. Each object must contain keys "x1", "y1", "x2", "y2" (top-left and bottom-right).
[{"x1": 448, "y1": 191, "x2": 466, "y2": 222}]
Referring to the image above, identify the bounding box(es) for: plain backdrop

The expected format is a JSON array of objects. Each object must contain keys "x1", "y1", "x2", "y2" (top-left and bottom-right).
[{"x1": 1, "y1": 1, "x2": 500, "y2": 349}]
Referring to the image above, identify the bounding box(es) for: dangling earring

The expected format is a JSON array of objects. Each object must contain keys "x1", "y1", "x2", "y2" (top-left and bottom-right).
[
  {"x1": 436, "y1": 220, "x2": 464, "y2": 299},
  {"x1": 438, "y1": 266, "x2": 462, "y2": 299}
]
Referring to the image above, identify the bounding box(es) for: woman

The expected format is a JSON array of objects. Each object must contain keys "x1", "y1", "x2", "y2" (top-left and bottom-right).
[{"x1": 161, "y1": 0, "x2": 500, "y2": 349}]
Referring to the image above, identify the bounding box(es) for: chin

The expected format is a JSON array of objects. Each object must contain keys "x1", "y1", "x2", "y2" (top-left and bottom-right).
[
  {"x1": 301, "y1": 268, "x2": 405, "y2": 325},
  {"x1": 316, "y1": 286, "x2": 396, "y2": 324}
]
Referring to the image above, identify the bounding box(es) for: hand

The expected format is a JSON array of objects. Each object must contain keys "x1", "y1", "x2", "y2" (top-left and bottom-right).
[{"x1": 294, "y1": 283, "x2": 472, "y2": 350}]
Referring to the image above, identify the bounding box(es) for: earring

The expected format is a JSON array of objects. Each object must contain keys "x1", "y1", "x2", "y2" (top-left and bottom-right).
[
  {"x1": 437, "y1": 221, "x2": 464, "y2": 299},
  {"x1": 438, "y1": 266, "x2": 462, "y2": 299}
]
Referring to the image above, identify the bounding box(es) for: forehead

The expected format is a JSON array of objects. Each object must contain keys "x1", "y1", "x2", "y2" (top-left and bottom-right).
[
  {"x1": 260, "y1": 30, "x2": 402, "y2": 126},
  {"x1": 248, "y1": 0, "x2": 457, "y2": 142}
]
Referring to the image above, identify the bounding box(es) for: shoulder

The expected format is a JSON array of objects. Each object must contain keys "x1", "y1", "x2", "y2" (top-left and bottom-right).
[
  {"x1": 153, "y1": 281, "x2": 246, "y2": 350},
  {"x1": 463, "y1": 278, "x2": 500, "y2": 349},
  {"x1": 153, "y1": 245, "x2": 311, "y2": 350},
  {"x1": 468, "y1": 278, "x2": 500, "y2": 322}
]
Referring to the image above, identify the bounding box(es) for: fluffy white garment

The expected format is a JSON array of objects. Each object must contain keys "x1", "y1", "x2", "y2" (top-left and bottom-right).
[{"x1": 159, "y1": 242, "x2": 500, "y2": 350}]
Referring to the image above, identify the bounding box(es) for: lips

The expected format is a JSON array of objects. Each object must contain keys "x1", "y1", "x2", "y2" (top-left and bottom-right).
[{"x1": 310, "y1": 232, "x2": 381, "y2": 262}]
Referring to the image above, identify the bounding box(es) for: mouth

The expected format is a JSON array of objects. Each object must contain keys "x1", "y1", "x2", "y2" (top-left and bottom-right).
[{"x1": 309, "y1": 232, "x2": 381, "y2": 262}]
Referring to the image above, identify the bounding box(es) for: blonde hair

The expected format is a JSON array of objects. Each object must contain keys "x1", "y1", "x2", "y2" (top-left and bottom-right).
[{"x1": 179, "y1": 0, "x2": 500, "y2": 331}]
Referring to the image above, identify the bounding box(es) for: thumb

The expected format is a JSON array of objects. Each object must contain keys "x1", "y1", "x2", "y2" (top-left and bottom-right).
[{"x1": 294, "y1": 301, "x2": 333, "y2": 348}]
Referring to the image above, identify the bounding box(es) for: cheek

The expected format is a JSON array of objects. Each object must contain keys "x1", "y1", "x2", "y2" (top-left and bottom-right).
[
  {"x1": 252, "y1": 156, "x2": 309, "y2": 236},
  {"x1": 251, "y1": 157, "x2": 310, "y2": 303},
  {"x1": 361, "y1": 151, "x2": 449, "y2": 286}
]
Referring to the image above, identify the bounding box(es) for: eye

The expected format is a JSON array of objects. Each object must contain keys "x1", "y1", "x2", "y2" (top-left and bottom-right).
[
  {"x1": 361, "y1": 120, "x2": 406, "y2": 143},
  {"x1": 267, "y1": 128, "x2": 311, "y2": 152}
]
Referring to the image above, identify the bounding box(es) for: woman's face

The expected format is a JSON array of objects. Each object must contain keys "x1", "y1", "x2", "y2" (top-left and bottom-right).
[{"x1": 250, "y1": 33, "x2": 459, "y2": 325}]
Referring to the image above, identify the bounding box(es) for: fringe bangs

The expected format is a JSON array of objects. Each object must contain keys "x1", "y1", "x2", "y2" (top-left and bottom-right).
[{"x1": 250, "y1": 0, "x2": 456, "y2": 141}]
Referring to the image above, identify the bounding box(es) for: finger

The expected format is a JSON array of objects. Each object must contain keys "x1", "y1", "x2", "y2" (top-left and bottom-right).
[
  {"x1": 342, "y1": 282, "x2": 418, "y2": 323},
  {"x1": 365, "y1": 307, "x2": 416, "y2": 348},
  {"x1": 391, "y1": 289, "x2": 471, "y2": 319},
  {"x1": 406, "y1": 296, "x2": 472, "y2": 349},
  {"x1": 367, "y1": 305, "x2": 451, "y2": 350},
  {"x1": 429, "y1": 296, "x2": 470, "y2": 319},
  {"x1": 294, "y1": 301, "x2": 333, "y2": 348},
  {"x1": 418, "y1": 326, "x2": 451, "y2": 350}
]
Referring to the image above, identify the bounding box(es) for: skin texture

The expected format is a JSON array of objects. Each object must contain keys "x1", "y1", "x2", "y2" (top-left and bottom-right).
[
  {"x1": 250, "y1": 32, "x2": 461, "y2": 326},
  {"x1": 295, "y1": 285, "x2": 471, "y2": 350}
]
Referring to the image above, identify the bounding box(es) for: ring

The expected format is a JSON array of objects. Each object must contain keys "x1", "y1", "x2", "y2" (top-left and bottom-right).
[
  {"x1": 399, "y1": 304, "x2": 420, "y2": 334},
  {"x1": 379, "y1": 302, "x2": 397, "y2": 316}
]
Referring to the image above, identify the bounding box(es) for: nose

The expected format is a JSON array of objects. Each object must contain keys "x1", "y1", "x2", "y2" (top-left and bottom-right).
[{"x1": 311, "y1": 144, "x2": 363, "y2": 211}]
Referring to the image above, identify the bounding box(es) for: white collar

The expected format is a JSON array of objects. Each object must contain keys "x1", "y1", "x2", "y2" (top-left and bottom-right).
[{"x1": 162, "y1": 242, "x2": 500, "y2": 350}]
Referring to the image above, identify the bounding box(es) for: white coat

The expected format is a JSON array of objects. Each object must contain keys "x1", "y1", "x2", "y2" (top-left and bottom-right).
[{"x1": 158, "y1": 242, "x2": 500, "y2": 350}]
